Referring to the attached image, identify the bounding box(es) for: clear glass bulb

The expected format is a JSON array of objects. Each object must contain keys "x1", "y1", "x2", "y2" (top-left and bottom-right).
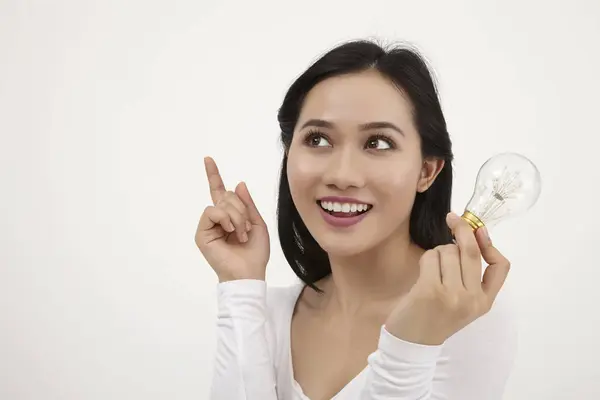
[{"x1": 463, "y1": 152, "x2": 542, "y2": 229}]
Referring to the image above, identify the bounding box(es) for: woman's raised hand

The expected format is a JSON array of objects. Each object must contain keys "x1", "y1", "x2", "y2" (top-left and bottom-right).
[
  {"x1": 385, "y1": 212, "x2": 511, "y2": 345},
  {"x1": 195, "y1": 157, "x2": 270, "y2": 282}
]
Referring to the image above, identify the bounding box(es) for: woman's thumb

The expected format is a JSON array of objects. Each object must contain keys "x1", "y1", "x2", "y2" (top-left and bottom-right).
[{"x1": 235, "y1": 182, "x2": 265, "y2": 226}]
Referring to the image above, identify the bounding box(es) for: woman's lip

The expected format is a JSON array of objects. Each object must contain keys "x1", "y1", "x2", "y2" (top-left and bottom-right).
[{"x1": 318, "y1": 205, "x2": 371, "y2": 228}]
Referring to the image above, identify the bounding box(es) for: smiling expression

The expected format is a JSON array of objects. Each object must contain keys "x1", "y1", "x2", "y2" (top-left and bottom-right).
[{"x1": 286, "y1": 70, "x2": 443, "y2": 256}]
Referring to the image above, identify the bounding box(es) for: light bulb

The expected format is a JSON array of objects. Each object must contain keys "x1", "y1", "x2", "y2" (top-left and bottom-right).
[{"x1": 461, "y1": 152, "x2": 542, "y2": 230}]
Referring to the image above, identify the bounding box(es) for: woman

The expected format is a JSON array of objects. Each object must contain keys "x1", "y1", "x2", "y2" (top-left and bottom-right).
[{"x1": 196, "y1": 39, "x2": 516, "y2": 399}]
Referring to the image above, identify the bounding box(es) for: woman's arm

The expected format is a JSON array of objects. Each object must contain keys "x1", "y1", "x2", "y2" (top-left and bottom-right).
[
  {"x1": 360, "y1": 326, "x2": 443, "y2": 399},
  {"x1": 360, "y1": 288, "x2": 517, "y2": 399},
  {"x1": 209, "y1": 279, "x2": 278, "y2": 400},
  {"x1": 360, "y1": 216, "x2": 516, "y2": 399}
]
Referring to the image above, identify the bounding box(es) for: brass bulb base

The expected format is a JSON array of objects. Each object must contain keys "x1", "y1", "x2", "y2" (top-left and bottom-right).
[{"x1": 461, "y1": 210, "x2": 485, "y2": 231}]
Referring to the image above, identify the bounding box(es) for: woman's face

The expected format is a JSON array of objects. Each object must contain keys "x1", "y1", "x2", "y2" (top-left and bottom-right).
[{"x1": 286, "y1": 70, "x2": 442, "y2": 256}]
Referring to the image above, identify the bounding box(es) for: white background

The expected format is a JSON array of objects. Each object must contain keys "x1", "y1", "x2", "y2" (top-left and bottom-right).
[{"x1": 1, "y1": 1, "x2": 599, "y2": 399}]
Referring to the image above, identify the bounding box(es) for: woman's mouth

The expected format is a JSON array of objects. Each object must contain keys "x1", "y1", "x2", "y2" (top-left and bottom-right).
[{"x1": 317, "y1": 200, "x2": 373, "y2": 228}]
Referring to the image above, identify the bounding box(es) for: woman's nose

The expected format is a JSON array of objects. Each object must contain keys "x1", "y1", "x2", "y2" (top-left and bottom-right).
[{"x1": 321, "y1": 150, "x2": 365, "y2": 190}]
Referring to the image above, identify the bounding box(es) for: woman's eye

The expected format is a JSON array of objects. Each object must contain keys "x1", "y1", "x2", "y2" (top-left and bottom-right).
[
  {"x1": 366, "y1": 137, "x2": 393, "y2": 150},
  {"x1": 306, "y1": 133, "x2": 331, "y2": 147}
]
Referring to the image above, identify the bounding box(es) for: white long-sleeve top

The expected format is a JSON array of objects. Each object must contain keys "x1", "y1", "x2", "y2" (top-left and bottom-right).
[{"x1": 210, "y1": 279, "x2": 517, "y2": 400}]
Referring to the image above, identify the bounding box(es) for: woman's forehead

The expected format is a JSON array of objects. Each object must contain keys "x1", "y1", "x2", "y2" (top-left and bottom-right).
[{"x1": 298, "y1": 72, "x2": 414, "y2": 132}]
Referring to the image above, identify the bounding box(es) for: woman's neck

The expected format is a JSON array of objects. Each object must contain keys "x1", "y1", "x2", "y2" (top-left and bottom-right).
[{"x1": 317, "y1": 229, "x2": 424, "y2": 319}]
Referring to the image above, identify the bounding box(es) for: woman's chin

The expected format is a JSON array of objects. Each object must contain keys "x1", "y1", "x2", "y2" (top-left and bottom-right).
[{"x1": 317, "y1": 238, "x2": 373, "y2": 258}]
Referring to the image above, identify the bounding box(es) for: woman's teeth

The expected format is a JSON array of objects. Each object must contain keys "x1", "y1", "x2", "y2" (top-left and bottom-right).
[{"x1": 319, "y1": 201, "x2": 371, "y2": 214}]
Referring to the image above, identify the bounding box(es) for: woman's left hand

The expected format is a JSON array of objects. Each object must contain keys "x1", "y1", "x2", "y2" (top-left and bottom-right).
[{"x1": 384, "y1": 212, "x2": 511, "y2": 346}]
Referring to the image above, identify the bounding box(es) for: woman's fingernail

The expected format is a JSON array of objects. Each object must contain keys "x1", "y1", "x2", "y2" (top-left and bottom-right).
[
  {"x1": 246, "y1": 221, "x2": 252, "y2": 231},
  {"x1": 241, "y1": 232, "x2": 248, "y2": 242}
]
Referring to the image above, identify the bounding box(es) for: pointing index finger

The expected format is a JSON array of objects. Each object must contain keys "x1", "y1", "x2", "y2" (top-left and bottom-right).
[{"x1": 204, "y1": 157, "x2": 226, "y2": 205}]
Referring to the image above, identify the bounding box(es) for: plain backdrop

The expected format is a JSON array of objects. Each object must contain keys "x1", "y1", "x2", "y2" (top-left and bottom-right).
[{"x1": 1, "y1": 0, "x2": 599, "y2": 399}]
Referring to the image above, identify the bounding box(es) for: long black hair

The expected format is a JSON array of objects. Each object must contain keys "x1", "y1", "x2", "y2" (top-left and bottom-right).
[{"x1": 276, "y1": 39, "x2": 454, "y2": 291}]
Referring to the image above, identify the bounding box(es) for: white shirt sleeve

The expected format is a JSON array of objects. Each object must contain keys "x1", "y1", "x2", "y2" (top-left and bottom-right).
[
  {"x1": 361, "y1": 326, "x2": 444, "y2": 399},
  {"x1": 361, "y1": 288, "x2": 517, "y2": 399},
  {"x1": 209, "y1": 279, "x2": 517, "y2": 400},
  {"x1": 209, "y1": 279, "x2": 278, "y2": 400}
]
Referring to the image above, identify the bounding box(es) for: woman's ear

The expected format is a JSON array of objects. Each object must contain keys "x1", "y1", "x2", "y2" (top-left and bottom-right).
[{"x1": 417, "y1": 158, "x2": 445, "y2": 193}]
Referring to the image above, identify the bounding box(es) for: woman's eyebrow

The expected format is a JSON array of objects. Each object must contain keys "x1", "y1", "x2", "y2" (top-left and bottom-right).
[
  {"x1": 358, "y1": 121, "x2": 404, "y2": 136},
  {"x1": 299, "y1": 119, "x2": 404, "y2": 136}
]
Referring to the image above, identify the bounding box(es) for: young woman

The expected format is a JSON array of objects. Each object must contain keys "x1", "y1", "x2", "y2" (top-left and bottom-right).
[{"x1": 196, "y1": 39, "x2": 516, "y2": 399}]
